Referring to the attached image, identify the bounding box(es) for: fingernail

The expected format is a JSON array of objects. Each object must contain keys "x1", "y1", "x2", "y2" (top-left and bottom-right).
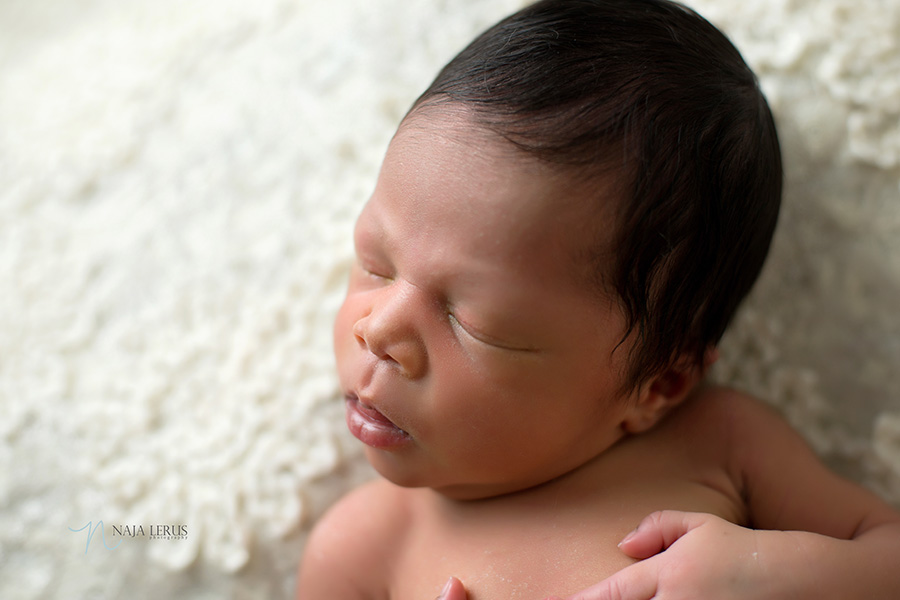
[
  {"x1": 618, "y1": 529, "x2": 638, "y2": 548},
  {"x1": 437, "y1": 577, "x2": 453, "y2": 599}
]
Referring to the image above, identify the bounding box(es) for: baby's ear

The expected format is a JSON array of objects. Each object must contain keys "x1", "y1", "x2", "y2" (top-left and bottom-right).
[{"x1": 622, "y1": 347, "x2": 718, "y2": 434}]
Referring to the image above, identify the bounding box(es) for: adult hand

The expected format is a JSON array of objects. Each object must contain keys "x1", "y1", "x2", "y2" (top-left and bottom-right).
[{"x1": 547, "y1": 510, "x2": 778, "y2": 600}]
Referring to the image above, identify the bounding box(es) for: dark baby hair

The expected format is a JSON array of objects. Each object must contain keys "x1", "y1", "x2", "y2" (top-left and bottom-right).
[{"x1": 408, "y1": 0, "x2": 783, "y2": 390}]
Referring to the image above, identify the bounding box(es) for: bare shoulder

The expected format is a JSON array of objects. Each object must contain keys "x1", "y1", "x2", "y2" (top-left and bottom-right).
[
  {"x1": 654, "y1": 385, "x2": 802, "y2": 493},
  {"x1": 682, "y1": 385, "x2": 900, "y2": 535},
  {"x1": 669, "y1": 383, "x2": 773, "y2": 422},
  {"x1": 296, "y1": 478, "x2": 412, "y2": 599},
  {"x1": 677, "y1": 384, "x2": 828, "y2": 479},
  {"x1": 660, "y1": 384, "x2": 785, "y2": 450},
  {"x1": 675, "y1": 384, "x2": 811, "y2": 460}
]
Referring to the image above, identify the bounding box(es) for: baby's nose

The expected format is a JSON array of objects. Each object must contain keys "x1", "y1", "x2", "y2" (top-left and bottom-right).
[{"x1": 353, "y1": 285, "x2": 427, "y2": 379}]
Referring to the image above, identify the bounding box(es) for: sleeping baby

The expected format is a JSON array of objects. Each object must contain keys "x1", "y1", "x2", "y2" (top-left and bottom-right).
[{"x1": 297, "y1": 1, "x2": 900, "y2": 598}]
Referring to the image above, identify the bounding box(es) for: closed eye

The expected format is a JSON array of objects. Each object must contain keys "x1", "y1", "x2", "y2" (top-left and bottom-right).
[
  {"x1": 447, "y1": 312, "x2": 539, "y2": 354},
  {"x1": 356, "y1": 257, "x2": 394, "y2": 281}
]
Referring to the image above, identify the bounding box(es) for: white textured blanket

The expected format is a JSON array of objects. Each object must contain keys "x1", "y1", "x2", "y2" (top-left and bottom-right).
[{"x1": 1, "y1": 0, "x2": 897, "y2": 598}]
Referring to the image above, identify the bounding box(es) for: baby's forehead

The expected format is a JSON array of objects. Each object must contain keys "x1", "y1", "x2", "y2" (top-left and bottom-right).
[
  {"x1": 381, "y1": 108, "x2": 623, "y2": 291},
  {"x1": 401, "y1": 104, "x2": 621, "y2": 209},
  {"x1": 397, "y1": 105, "x2": 621, "y2": 195}
]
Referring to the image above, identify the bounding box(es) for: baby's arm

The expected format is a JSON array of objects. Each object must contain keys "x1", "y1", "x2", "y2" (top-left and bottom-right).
[
  {"x1": 566, "y1": 391, "x2": 900, "y2": 600},
  {"x1": 729, "y1": 391, "x2": 900, "y2": 594},
  {"x1": 296, "y1": 479, "x2": 400, "y2": 600}
]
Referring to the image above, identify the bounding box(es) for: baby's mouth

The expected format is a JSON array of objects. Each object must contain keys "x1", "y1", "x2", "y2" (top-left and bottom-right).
[{"x1": 345, "y1": 394, "x2": 411, "y2": 449}]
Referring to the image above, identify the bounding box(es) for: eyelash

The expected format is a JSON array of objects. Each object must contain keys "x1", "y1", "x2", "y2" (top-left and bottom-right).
[
  {"x1": 448, "y1": 311, "x2": 534, "y2": 353},
  {"x1": 448, "y1": 312, "x2": 484, "y2": 343},
  {"x1": 358, "y1": 259, "x2": 393, "y2": 281}
]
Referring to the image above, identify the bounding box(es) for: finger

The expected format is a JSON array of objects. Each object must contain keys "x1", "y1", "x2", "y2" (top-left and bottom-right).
[
  {"x1": 437, "y1": 576, "x2": 467, "y2": 600},
  {"x1": 564, "y1": 561, "x2": 658, "y2": 600},
  {"x1": 617, "y1": 510, "x2": 713, "y2": 559}
]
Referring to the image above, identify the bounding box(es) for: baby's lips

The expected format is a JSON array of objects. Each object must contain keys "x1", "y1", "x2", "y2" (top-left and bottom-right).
[
  {"x1": 345, "y1": 394, "x2": 411, "y2": 449},
  {"x1": 357, "y1": 397, "x2": 403, "y2": 429}
]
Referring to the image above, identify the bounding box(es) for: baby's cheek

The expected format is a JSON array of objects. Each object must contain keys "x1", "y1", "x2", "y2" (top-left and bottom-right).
[
  {"x1": 332, "y1": 307, "x2": 348, "y2": 351},
  {"x1": 333, "y1": 301, "x2": 360, "y2": 364}
]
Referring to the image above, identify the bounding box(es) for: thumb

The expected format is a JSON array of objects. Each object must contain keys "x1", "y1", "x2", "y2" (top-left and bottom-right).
[
  {"x1": 617, "y1": 510, "x2": 711, "y2": 559},
  {"x1": 436, "y1": 576, "x2": 467, "y2": 600},
  {"x1": 564, "y1": 560, "x2": 658, "y2": 600}
]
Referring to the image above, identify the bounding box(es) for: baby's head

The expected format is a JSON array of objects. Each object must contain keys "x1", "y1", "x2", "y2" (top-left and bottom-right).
[
  {"x1": 410, "y1": 0, "x2": 782, "y2": 392},
  {"x1": 335, "y1": 0, "x2": 781, "y2": 498}
]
